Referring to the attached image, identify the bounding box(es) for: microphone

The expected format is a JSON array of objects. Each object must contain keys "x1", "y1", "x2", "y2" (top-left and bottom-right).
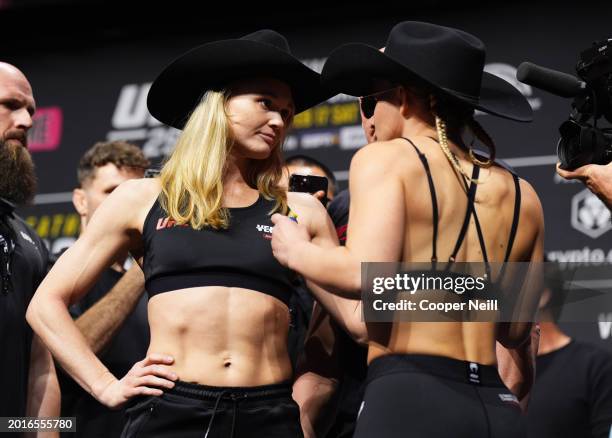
[{"x1": 517, "y1": 62, "x2": 587, "y2": 98}]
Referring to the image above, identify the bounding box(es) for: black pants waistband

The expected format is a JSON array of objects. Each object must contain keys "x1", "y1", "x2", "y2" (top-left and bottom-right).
[
  {"x1": 167, "y1": 380, "x2": 293, "y2": 402},
  {"x1": 367, "y1": 354, "x2": 505, "y2": 387}
]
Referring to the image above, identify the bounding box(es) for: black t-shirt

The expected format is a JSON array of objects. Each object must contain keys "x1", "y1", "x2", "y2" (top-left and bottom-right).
[
  {"x1": 527, "y1": 340, "x2": 612, "y2": 438},
  {"x1": 0, "y1": 213, "x2": 48, "y2": 419},
  {"x1": 60, "y1": 267, "x2": 149, "y2": 438}
]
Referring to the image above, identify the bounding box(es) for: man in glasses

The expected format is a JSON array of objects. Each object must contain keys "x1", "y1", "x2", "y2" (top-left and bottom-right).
[{"x1": 0, "y1": 62, "x2": 60, "y2": 432}]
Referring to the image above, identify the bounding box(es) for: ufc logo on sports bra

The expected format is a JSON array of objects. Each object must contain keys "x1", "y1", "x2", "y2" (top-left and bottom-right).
[{"x1": 156, "y1": 217, "x2": 189, "y2": 230}]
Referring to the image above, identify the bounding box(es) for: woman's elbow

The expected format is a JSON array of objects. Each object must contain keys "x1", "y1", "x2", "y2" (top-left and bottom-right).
[
  {"x1": 347, "y1": 321, "x2": 368, "y2": 346},
  {"x1": 26, "y1": 289, "x2": 57, "y2": 332},
  {"x1": 345, "y1": 263, "x2": 362, "y2": 297},
  {"x1": 496, "y1": 322, "x2": 532, "y2": 349},
  {"x1": 26, "y1": 290, "x2": 47, "y2": 329}
]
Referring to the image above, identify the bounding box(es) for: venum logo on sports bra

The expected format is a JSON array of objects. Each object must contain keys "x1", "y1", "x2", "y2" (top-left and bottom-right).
[
  {"x1": 256, "y1": 224, "x2": 273, "y2": 239},
  {"x1": 156, "y1": 217, "x2": 189, "y2": 230}
]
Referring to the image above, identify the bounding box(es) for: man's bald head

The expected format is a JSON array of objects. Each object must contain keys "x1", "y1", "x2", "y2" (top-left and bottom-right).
[
  {"x1": 0, "y1": 62, "x2": 35, "y2": 149},
  {"x1": 0, "y1": 62, "x2": 37, "y2": 205},
  {"x1": 0, "y1": 62, "x2": 29, "y2": 79}
]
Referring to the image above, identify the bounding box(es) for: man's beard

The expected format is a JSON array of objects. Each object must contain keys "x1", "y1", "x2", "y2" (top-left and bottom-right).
[{"x1": 0, "y1": 139, "x2": 37, "y2": 205}]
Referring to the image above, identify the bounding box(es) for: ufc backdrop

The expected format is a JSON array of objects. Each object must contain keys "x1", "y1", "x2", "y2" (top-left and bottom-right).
[{"x1": 3, "y1": 3, "x2": 612, "y2": 350}]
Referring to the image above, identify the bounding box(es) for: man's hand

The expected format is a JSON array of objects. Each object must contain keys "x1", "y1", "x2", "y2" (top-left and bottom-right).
[
  {"x1": 557, "y1": 161, "x2": 612, "y2": 209},
  {"x1": 95, "y1": 354, "x2": 177, "y2": 409},
  {"x1": 271, "y1": 213, "x2": 311, "y2": 268}
]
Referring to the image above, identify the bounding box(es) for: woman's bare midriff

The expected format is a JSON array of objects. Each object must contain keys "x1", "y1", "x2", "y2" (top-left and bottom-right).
[{"x1": 146, "y1": 286, "x2": 292, "y2": 387}]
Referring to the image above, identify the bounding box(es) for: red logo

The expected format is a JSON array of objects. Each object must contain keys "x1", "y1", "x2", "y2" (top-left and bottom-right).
[
  {"x1": 28, "y1": 107, "x2": 63, "y2": 152},
  {"x1": 156, "y1": 217, "x2": 189, "y2": 230},
  {"x1": 336, "y1": 224, "x2": 348, "y2": 243}
]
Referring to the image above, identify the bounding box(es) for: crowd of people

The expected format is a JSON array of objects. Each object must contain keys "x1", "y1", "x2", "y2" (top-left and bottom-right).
[{"x1": 1, "y1": 21, "x2": 611, "y2": 438}]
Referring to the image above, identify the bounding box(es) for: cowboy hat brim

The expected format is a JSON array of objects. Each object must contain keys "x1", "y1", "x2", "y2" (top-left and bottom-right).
[
  {"x1": 321, "y1": 43, "x2": 532, "y2": 122},
  {"x1": 148, "y1": 39, "x2": 330, "y2": 129}
]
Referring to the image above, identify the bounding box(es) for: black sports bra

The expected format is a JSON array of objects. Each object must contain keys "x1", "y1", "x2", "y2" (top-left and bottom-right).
[
  {"x1": 141, "y1": 194, "x2": 296, "y2": 308},
  {"x1": 403, "y1": 137, "x2": 521, "y2": 267}
]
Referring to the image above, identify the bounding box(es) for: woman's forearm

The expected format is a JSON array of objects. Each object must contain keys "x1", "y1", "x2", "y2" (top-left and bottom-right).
[
  {"x1": 26, "y1": 294, "x2": 116, "y2": 403},
  {"x1": 290, "y1": 241, "x2": 361, "y2": 298},
  {"x1": 306, "y1": 280, "x2": 367, "y2": 345}
]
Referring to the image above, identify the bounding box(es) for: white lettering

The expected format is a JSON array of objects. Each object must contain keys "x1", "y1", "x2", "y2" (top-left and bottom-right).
[
  {"x1": 112, "y1": 83, "x2": 158, "y2": 129},
  {"x1": 419, "y1": 300, "x2": 465, "y2": 312},
  {"x1": 372, "y1": 277, "x2": 385, "y2": 295},
  {"x1": 546, "y1": 247, "x2": 612, "y2": 264},
  {"x1": 598, "y1": 313, "x2": 612, "y2": 340},
  {"x1": 256, "y1": 224, "x2": 273, "y2": 233}
]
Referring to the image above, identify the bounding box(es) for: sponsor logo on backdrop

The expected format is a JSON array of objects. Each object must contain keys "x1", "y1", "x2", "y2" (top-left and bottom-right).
[
  {"x1": 28, "y1": 107, "x2": 63, "y2": 152},
  {"x1": 293, "y1": 101, "x2": 360, "y2": 131},
  {"x1": 547, "y1": 247, "x2": 612, "y2": 263},
  {"x1": 301, "y1": 132, "x2": 337, "y2": 149},
  {"x1": 25, "y1": 212, "x2": 80, "y2": 254},
  {"x1": 107, "y1": 82, "x2": 180, "y2": 160},
  {"x1": 484, "y1": 63, "x2": 542, "y2": 111},
  {"x1": 571, "y1": 188, "x2": 612, "y2": 238}
]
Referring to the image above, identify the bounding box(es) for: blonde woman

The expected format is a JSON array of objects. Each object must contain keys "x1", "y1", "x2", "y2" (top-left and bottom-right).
[
  {"x1": 26, "y1": 30, "x2": 342, "y2": 438},
  {"x1": 271, "y1": 22, "x2": 544, "y2": 438}
]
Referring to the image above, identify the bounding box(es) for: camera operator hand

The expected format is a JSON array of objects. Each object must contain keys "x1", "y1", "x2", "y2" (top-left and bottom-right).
[{"x1": 557, "y1": 161, "x2": 612, "y2": 210}]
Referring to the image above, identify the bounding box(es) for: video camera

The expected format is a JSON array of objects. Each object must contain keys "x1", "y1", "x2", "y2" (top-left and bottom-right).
[{"x1": 517, "y1": 39, "x2": 612, "y2": 170}]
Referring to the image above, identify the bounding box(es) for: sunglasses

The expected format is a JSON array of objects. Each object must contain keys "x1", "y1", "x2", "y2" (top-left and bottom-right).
[{"x1": 359, "y1": 86, "x2": 401, "y2": 119}]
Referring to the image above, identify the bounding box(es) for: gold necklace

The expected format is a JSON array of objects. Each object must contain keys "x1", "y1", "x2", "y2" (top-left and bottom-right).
[{"x1": 435, "y1": 116, "x2": 480, "y2": 184}]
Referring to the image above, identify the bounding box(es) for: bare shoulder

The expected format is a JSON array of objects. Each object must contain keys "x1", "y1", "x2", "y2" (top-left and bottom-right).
[
  {"x1": 108, "y1": 178, "x2": 160, "y2": 208},
  {"x1": 118, "y1": 177, "x2": 160, "y2": 197},
  {"x1": 87, "y1": 178, "x2": 161, "y2": 232},
  {"x1": 518, "y1": 177, "x2": 544, "y2": 225},
  {"x1": 350, "y1": 139, "x2": 421, "y2": 182}
]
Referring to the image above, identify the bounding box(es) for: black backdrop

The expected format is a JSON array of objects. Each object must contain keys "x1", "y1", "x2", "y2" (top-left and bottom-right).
[{"x1": 2, "y1": 1, "x2": 612, "y2": 350}]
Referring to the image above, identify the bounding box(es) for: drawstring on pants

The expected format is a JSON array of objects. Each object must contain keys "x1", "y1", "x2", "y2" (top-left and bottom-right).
[{"x1": 203, "y1": 391, "x2": 248, "y2": 438}]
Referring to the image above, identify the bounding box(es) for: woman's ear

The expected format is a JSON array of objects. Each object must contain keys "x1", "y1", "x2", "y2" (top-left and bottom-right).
[{"x1": 398, "y1": 86, "x2": 413, "y2": 118}]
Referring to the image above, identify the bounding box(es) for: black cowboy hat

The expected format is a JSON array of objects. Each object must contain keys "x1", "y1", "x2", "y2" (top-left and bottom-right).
[
  {"x1": 148, "y1": 29, "x2": 328, "y2": 129},
  {"x1": 321, "y1": 21, "x2": 532, "y2": 122}
]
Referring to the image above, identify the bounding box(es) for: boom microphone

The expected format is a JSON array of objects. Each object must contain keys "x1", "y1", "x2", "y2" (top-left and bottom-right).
[{"x1": 517, "y1": 62, "x2": 587, "y2": 98}]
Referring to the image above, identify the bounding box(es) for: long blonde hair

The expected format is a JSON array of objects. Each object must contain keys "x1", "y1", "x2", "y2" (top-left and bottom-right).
[{"x1": 159, "y1": 89, "x2": 288, "y2": 229}]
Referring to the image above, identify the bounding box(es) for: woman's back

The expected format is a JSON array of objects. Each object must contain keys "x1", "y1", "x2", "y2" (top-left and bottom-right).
[{"x1": 366, "y1": 135, "x2": 544, "y2": 365}]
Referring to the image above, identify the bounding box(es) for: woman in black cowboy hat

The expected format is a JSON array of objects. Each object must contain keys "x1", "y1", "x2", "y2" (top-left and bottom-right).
[
  {"x1": 26, "y1": 29, "x2": 349, "y2": 438},
  {"x1": 271, "y1": 21, "x2": 544, "y2": 437}
]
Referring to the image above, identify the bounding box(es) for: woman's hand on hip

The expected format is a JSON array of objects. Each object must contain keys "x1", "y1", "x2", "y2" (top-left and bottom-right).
[{"x1": 96, "y1": 353, "x2": 177, "y2": 409}]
